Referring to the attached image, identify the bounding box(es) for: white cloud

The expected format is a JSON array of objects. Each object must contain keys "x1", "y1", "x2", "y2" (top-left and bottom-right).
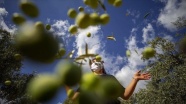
[
  {"x1": 128, "y1": 37, "x2": 145, "y2": 69},
  {"x1": 115, "y1": 55, "x2": 126, "y2": 65},
  {"x1": 100, "y1": 52, "x2": 126, "y2": 75},
  {"x1": 51, "y1": 20, "x2": 70, "y2": 37},
  {"x1": 131, "y1": 28, "x2": 138, "y2": 35},
  {"x1": 50, "y1": 20, "x2": 71, "y2": 48},
  {"x1": 126, "y1": 9, "x2": 141, "y2": 24},
  {"x1": 46, "y1": 18, "x2": 51, "y2": 23},
  {"x1": 0, "y1": 8, "x2": 16, "y2": 34},
  {"x1": 157, "y1": 0, "x2": 186, "y2": 31},
  {"x1": 75, "y1": 26, "x2": 102, "y2": 55},
  {"x1": 142, "y1": 23, "x2": 155, "y2": 43},
  {"x1": 126, "y1": 9, "x2": 140, "y2": 19},
  {"x1": 132, "y1": 19, "x2": 136, "y2": 24},
  {"x1": 163, "y1": 34, "x2": 173, "y2": 41},
  {"x1": 124, "y1": 28, "x2": 147, "y2": 69},
  {"x1": 126, "y1": 35, "x2": 147, "y2": 69},
  {"x1": 0, "y1": 8, "x2": 7, "y2": 16}
]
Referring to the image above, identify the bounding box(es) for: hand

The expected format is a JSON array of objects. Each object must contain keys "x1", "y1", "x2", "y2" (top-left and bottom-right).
[{"x1": 133, "y1": 70, "x2": 151, "y2": 81}]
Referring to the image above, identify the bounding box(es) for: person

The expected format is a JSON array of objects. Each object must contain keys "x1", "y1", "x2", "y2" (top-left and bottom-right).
[{"x1": 66, "y1": 58, "x2": 151, "y2": 104}]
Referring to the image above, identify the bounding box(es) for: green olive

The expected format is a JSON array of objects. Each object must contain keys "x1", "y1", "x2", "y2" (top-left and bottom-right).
[
  {"x1": 90, "y1": 12, "x2": 100, "y2": 26},
  {"x1": 27, "y1": 74, "x2": 60, "y2": 102},
  {"x1": 20, "y1": 1, "x2": 39, "y2": 17},
  {"x1": 107, "y1": 0, "x2": 115, "y2": 5},
  {"x1": 14, "y1": 54, "x2": 22, "y2": 61},
  {"x1": 12, "y1": 13, "x2": 26, "y2": 25},
  {"x1": 114, "y1": 0, "x2": 122, "y2": 7},
  {"x1": 142, "y1": 47, "x2": 156, "y2": 59},
  {"x1": 15, "y1": 23, "x2": 59, "y2": 63},
  {"x1": 68, "y1": 25, "x2": 78, "y2": 34},
  {"x1": 100, "y1": 14, "x2": 110, "y2": 25},
  {"x1": 78, "y1": 6, "x2": 84, "y2": 12},
  {"x1": 75, "y1": 13, "x2": 91, "y2": 29},
  {"x1": 35, "y1": 21, "x2": 45, "y2": 31},
  {"x1": 58, "y1": 48, "x2": 66, "y2": 57},
  {"x1": 86, "y1": 32, "x2": 91, "y2": 37},
  {"x1": 45, "y1": 24, "x2": 51, "y2": 30},
  {"x1": 5, "y1": 80, "x2": 11, "y2": 86},
  {"x1": 67, "y1": 8, "x2": 77, "y2": 18},
  {"x1": 55, "y1": 60, "x2": 82, "y2": 86},
  {"x1": 95, "y1": 55, "x2": 102, "y2": 62}
]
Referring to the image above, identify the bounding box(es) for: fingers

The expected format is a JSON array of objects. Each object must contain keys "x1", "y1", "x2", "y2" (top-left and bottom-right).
[
  {"x1": 139, "y1": 74, "x2": 151, "y2": 80},
  {"x1": 144, "y1": 75, "x2": 151, "y2": 79},
  {"x1": 142, "y1": 73, "x2": 150, "y2": 76},
  {"x1": 142, "y1": 73, "x2": 151, "y2": 77},
  {"x1": 141, "y1": 71, "x2": 151, "y2": 75}
]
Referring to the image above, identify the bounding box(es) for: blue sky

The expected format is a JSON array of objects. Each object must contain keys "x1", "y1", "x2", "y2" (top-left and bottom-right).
[{"x1": 0, "y1": 0, "x2": 186, "y2": 103}]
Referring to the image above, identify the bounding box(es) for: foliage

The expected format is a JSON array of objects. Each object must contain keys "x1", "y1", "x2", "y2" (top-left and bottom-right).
[
  {"x1": 0, "y1": 29, "x2": 21, "y2": 82},
  {"x1": 172, "y1": 16, "x2": 186, "y2": 29},
  {"x1": 0, "y1": 29, "x2": 37, "y2": 104}
]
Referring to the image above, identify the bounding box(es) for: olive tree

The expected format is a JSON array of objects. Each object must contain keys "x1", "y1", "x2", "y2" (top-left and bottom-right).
[
  {"x1": 120, "y1": 36, "x2": 186, "y2": 104},
  {"x1": 0, "y1": 29, "x2": 37, "y2": 104}
]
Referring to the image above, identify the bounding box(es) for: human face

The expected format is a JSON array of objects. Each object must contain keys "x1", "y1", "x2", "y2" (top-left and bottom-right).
[{"x1": 91, "y1": 61, "x2": 103, "y2": 74}]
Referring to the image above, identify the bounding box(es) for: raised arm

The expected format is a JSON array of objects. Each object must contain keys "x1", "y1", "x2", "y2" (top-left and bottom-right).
[{"x1": 122, "y1": 70, "x2": 151, "y2": 100}]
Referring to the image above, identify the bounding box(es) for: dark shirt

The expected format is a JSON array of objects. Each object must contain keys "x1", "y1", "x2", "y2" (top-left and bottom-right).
[{"x1": 77, "y1": 74, "x2": 125, "y2": 104}]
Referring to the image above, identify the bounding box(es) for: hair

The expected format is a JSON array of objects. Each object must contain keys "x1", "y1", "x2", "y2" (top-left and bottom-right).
[
  {"x1": 102, "y1": 67, "x2": 107, "y2": 74},
  {"x1": 89, "y1": 58, "x2": 107, "y2": 74}
]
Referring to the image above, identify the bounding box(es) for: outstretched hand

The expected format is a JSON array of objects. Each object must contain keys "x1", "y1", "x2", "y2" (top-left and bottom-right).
[{"x1": 133, "y1": 70, "x2": 151, "y2": 81}]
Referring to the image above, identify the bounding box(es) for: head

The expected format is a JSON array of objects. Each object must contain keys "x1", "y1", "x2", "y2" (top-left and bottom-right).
[{"x1": 89, "y1": 58, "x2": 107, "y2": 74}]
